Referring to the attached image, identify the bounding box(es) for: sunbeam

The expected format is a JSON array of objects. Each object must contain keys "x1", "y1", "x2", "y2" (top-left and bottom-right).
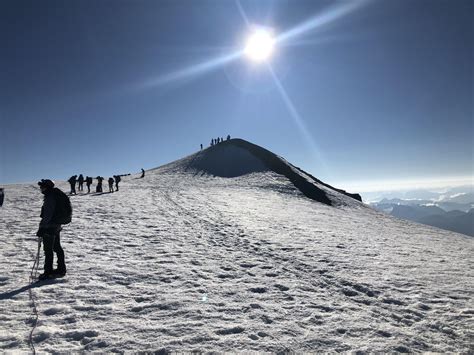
[
  {"x1": 267, "y1": 65, "x2": 328, "y2": 173},
  {"x1": 236, "y1": 0, "x2": 251, "y2": 28},
  {"x1": 279, "y1": 33, "x2": 361, "y2": 48},
  {"x1": 276, "y1": 0, "x2": 369, "y2": 44},
  {"x1": 138, "y1": 50, "x2": 243, "y2": 90}
]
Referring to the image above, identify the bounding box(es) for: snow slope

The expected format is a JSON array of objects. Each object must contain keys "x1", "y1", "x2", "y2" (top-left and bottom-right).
[{"x1": 1, "y1": 141, "x2": 473, "y2": 352}]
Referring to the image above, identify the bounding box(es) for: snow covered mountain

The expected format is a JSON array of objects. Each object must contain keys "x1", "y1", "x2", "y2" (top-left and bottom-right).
[
  {"x1": 388, "y1": 205, "x2": 474, "y2": 237},
  {"x1": 158, "y1": 139, "x2": 362, "y2": 206},
  {"x1": 1, "y1": 139, "x2": 472, "y2": 352}
]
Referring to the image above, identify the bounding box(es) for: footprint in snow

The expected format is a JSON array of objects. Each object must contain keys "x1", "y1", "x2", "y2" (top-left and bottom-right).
[
  {"x1": 417, "y1": 303, "x2": 431, "y2": 311},
  {"x1": 382, "y1": 298, "x2": 405, "y2": 306},
  {"x1": 217, "y1": 273, "x2": 234, "y2": 279},
  {"x1": 65, "y1": 330, "x2": 99, "y2": 341},
  {"x1": 393, "y1": 345, "x2": 411, "y2": 353},
  {"x1": 274, "y1": 284, "x2": 290, "y2": 291},
  {"x1": 33, "y1": 331, "x2": 50, "y2": 342},
  {"x1": 43, "y1": 307, "x2": 67, "y2": 316},
  {"x1": 134, "y1": 296, "x2": 152, "y2": 303},
  {"x1": 265, "y1": 272, "x2": 279, "y2": 277},
  {"x1": 342, "y1": 288, "x2": 358, "y2": 297},
  {"x1": 240, "y1": 263, "x2": 257, "y2": 268},
  {"x1": 249, "y1": 287, "x2": 267, "y2": 294},
  {"x1": 215, "y1": 326, "x2": 245, "y2": 335},
  {"x1": 377, "y1": 330, "x2": 392, "y2": 338}
]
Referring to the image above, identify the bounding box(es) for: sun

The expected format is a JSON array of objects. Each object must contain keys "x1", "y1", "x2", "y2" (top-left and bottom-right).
[{"x1": 244, "y1": 29, "x2": 275, "y2": 62}]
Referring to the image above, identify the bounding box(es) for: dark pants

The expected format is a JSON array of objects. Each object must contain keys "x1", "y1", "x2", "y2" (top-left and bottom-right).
[{"x1": 43, "y1": 230, "x2": 66, "y2": 274}]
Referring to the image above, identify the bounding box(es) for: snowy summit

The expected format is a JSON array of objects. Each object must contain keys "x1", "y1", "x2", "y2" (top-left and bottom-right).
[{"x1": 0, "y1": 139, "x2": 472, "y2": 352}]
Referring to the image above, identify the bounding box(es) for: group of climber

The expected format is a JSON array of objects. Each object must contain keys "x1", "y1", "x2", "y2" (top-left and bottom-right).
[
  {"x1": 67, "y1": 174, "x2": 122, "y2": 194},
  {"x1": 211, "y1": 135, "x2": 231, "y2": 146},
  {"x1": 201, "y1": 135, "x2": 231, "y2": 150}
]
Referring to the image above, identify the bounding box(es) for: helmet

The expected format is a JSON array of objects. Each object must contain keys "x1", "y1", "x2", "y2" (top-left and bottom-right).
[{"x1": 38, "y1": 179, "x2": 55, "y2": 189}]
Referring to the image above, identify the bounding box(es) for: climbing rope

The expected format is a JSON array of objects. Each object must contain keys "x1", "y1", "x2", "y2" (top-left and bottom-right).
[{"x1": 27, "y1": 237, "x2": 42, "y2": 355}]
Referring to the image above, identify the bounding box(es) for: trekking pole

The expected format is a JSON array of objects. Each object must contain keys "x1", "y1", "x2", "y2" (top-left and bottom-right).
[
  {"x1": 28, "y1": 236, "x2": 42, "y2": 355},
  {"x1": 30, "y1": 237, "x2": 42, "y2": 280}
]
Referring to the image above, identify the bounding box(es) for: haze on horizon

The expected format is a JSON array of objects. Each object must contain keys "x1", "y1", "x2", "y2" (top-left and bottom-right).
[{"x1": 1, "y1": 0, "x2": 472, "y2": 192}]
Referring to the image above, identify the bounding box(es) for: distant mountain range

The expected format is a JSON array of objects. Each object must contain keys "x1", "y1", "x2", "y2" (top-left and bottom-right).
[
  {"x1": 375, "y1": 198, "x2": 473, "y2": 214},
  {"x1": 369, "y1": 186, "x2": 473, "y2": 237}
]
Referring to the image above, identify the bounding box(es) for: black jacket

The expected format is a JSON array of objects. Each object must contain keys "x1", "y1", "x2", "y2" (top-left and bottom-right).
[{"x1": 39, "y1": 188, "x2": 68, "y2": 228}]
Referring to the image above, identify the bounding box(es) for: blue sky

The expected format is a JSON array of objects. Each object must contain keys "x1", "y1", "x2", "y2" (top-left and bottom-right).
[{"x1": 1, "y1": 0, "x2": 472, "y2": 191}]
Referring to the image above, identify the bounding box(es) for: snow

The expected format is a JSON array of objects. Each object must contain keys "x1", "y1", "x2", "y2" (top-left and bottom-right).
[{"x1": 1, "y1": 143, "x2": 473, "y2": 352}]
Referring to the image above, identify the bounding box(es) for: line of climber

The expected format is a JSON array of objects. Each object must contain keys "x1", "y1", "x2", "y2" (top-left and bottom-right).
[
  {"x1": 200, "y1": 134, "x2": 231, "y2": 150},
  {"x1": 66, "y1": 168, "x2": 145, "y2": 195},
  {"x1": 67, "y1": 174, "x2": 122, "y2": 194}
]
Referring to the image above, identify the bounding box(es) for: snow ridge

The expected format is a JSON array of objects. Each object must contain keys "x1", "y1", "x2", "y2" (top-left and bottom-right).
[{"x1": 158, "y1": 138, "x2": 362, "y2": 207}]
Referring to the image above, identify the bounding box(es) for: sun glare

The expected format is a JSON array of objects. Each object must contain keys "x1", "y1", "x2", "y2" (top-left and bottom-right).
[{"x1": 244, "y1": 29, "x2": 275, "y2": 62}]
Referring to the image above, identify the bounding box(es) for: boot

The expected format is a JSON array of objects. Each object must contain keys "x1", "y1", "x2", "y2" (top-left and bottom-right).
[
  {"x1": 53, "y1": 268, "x2": 66, "y2": 277},
  {"x1": 38, "y1": 272, "x2": 54, "y2": 280}
]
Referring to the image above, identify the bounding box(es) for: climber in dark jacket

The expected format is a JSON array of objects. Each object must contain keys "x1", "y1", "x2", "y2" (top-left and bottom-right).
[
  {"x1": 85, "y1": 176, "x2": 93, "y2": 193},
  {"x1": 36, "y1": 179, "x2": 68, "y2": 280},
  {"x1": 96, "y1": 176, "x2": 104, "y2": 193},
  {"x1": 68, "y1": 175, "x2": 77, "y2": 195},
  {"x1": 108, "y1": 177, "x2": 114, "y2": 193},
  {"x1": 77, "y1": 174, "x2": 84, "y2": 191},
  {"x1": 114, "y1": 175, "x2": 121, "y2": 191}
]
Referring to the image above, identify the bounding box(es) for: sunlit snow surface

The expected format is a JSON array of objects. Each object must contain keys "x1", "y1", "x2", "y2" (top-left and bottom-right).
[{"x1": 1, "y1": 155, "x2": 473, "y2": 352}]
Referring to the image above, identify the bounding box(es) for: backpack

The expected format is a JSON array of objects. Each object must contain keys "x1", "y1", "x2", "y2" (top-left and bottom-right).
[{"x1": 52, "y1": 188, "x2": 73, "y2": 224}]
